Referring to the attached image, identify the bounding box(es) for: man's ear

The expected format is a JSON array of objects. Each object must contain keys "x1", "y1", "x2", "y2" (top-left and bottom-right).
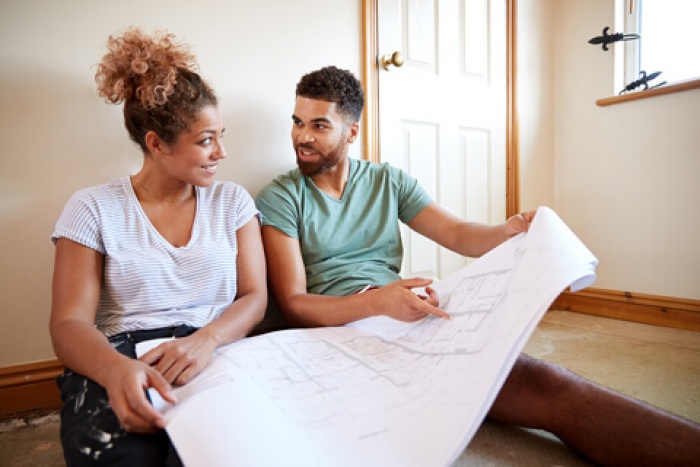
[
  {"x1": 346, "y1": 122, "x2": 360, "y2": 144},
  {"x1": 144, "y1": 131, "x2": 170, "y2": 156}
]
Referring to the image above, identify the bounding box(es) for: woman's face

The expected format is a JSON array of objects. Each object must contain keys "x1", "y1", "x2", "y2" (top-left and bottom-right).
[{"x1": 163, "y1": 105, "x2": 226, "y2": 187}]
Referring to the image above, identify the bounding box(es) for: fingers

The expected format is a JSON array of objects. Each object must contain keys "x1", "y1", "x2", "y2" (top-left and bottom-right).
[
  {"x1": 107, "y1": 368, "x2": 171, "y2": 433},
  {"x1": 160, "y1": 356, "x2": 193, "y2": 385},
  {"x1": 515, "y1": 210, "x2": 536, "y2": 227},
  {"x1": 423, "y1": 286, "x2": 440, "y2": 307},
  {"x1": 140, "y1": 341, "x2": 197, "y2": 385},
  {"x1": 421, "y1": 300, "x2": 450, "y2": 320},
  {"x1": 521, "y1": 210, "x2": 536, "y2": 223},
  {"x1": 124, "y1": 382, "x2": 168, "y2": 431},
  {"x1": 396, "y1": 277, "x2": 434, "y2": 289},
  {"x1": 514, "y1": 214, "x2": 531, "y2": 231},
  {"x1": 138, "y1": 346, "x2": 162, "y2": 366},
  {"x1": 171, "y1": 364, "x2": 199, "y2": 386},
  {"x1": 148, "y1": 370, "x2": 178, "y2": 405},
  {"x1": 504, "y1": 210, "x2": 536, "y2": 237},
  {"x1": 110, "y1": 395, "x2": 159, "y2": 433},
  {"x1": 140, "y1": 336, "x2": 214, "y2": 386},
  {"x1": 380, "y1": 281, "x2": 449, "y2": 322},
  {"x1": 416, "y1": 284, "x2": 448, "y2": 319}
]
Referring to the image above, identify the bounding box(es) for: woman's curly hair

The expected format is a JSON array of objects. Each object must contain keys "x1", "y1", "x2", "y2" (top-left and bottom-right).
[
  {"x1": 296, "y1": 66, "x2": 364, "y2": 123},
  {"x1": 95, "y1": 28, "x2": 217, "y2": 151}
]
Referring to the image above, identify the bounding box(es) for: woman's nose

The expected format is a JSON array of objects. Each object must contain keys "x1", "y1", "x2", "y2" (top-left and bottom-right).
[{"x1": 214, "y1": 140, "x2": 226, "y2": 159}]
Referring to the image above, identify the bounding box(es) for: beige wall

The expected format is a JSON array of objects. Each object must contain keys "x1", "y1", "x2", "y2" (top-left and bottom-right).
[
  {"x1": 0, "y1": 0, "x2": 361, "y2": 367},
  {"x1": 519, "y1": 0, "x2": 700, "y2": 300},
  {"x1": 1, "y1": 0, "x2": 698, "y2": 368},
  {"x1": 518, "y1": 0, "x2": 556, "y2": 211}
]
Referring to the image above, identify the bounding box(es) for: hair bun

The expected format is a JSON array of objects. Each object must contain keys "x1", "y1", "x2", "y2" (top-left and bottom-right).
[{"x1": 95, "y1": 27, "x2": 198, "y2": 110}]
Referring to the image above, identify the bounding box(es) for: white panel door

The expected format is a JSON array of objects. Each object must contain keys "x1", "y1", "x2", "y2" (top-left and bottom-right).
[{"x1": 377, "y1": 0, "x2": 507, "y2": 279}]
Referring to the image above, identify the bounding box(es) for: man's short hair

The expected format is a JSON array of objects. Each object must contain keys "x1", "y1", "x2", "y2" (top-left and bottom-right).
[{"x1": 296, "y1": 66, "x2": 365, "y2": 123}]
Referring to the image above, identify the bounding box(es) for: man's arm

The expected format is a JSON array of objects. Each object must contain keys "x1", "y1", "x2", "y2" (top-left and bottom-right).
[
  {"x1": 407, "y1": 203, "x2": 535, "y2": 258},
  {"x1": 261, "y1": 226, "x2": 448, "y2": 327}
]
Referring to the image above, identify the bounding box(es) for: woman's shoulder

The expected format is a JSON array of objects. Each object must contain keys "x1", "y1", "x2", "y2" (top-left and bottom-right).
[
  {"x1": 64, "y1": 177, "x2": 131, "y2": 208},
  {"x1": 204, "y1": 180, "x2": 251, "y2": 197},
  {"x1": 200, "y1": 181, "x2": 256, "y2": 209}
]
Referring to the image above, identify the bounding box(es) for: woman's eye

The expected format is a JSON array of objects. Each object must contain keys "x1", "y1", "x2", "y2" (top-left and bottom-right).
[{"x1": 200, "y1": 137, "x2": 212, "y2": 145}]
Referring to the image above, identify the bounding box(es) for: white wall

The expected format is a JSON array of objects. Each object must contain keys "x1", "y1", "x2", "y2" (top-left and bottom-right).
[
  {"x1": 0, "y1": 0, "x2": 361, "y2": 366},
  {"x1": 519, "y1": 0, "x2": 700, "y2": 300}
]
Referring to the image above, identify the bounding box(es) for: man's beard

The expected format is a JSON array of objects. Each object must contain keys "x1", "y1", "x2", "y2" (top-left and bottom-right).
[{"x1": 296, "y1": 138, "x2": 347, "y2": 178}]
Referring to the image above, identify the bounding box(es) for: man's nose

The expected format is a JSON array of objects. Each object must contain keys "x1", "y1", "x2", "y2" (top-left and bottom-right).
[{"x1": 297, "y1": 128, "x2": 315, "y2": 144}]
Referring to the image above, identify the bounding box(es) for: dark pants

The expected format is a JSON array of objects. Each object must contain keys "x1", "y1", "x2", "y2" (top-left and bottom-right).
[{"x1": 57, "y1": 325, "x2": 198, "y2": 467}]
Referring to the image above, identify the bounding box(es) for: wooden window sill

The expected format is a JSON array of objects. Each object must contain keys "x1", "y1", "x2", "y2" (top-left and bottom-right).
[{"x1": 596, "y1": 77, "x2": 700, "y2": 106}]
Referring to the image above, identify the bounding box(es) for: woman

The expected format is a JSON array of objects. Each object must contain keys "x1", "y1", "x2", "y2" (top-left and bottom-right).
[{"x1": 50, "y1": 28, "x2": 266, "y2": 465}]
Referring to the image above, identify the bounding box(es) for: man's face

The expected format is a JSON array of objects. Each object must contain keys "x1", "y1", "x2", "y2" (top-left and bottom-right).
[{"x1": 291, "y1": 97, "x2": 358, "y2": 177}]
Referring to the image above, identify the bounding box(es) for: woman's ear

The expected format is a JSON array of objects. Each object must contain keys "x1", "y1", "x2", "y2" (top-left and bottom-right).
[{"x1": 144, "y1": 131, "x2": 169, "y2": 156}]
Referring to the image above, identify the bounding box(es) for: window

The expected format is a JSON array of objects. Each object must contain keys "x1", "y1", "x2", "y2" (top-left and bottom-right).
[{"x1": 621, "y1": 0, "x2": 700, "y2": 89}]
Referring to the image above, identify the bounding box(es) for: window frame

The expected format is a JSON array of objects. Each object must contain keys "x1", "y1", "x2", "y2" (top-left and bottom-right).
[{"x1": 597, "y1": 0, "x2": 700, "y2": 106}]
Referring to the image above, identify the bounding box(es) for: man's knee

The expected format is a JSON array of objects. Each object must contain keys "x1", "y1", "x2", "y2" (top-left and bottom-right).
[
  {"x1": 509, "y1": 354, "x2": 576, "y2": 397},
  {"x1": 488, "y1": 354, "x2": 579, "y2": 429}
]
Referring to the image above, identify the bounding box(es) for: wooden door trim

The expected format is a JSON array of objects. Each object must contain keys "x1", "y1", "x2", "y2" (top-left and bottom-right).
[
  {"x1": 362, "y1": 0, "x2": 519, "y2": 211},
  {"x1": 362, "y1": 0, "x2": 380, "y2": 163},
  {"x1": 506, "y1": 0, "x2": 519, "y2": 217}
]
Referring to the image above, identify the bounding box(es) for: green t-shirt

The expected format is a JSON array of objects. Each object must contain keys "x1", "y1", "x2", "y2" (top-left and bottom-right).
[{"x1": 255, "y1": 158, "x2": 432, "y2": 297}]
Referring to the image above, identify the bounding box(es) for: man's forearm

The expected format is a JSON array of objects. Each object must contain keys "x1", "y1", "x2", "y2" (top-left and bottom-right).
[{"x1": 281, "y1": 292, "x2": 380, "y2": 327}]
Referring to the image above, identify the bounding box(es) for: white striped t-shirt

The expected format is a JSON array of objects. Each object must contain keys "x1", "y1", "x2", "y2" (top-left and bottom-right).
[{"x1": 51, "y1": 176, "x2": 261, "y2": 337}]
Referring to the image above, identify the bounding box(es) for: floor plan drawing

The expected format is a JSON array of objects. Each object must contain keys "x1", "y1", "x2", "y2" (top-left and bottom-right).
[{"x1": 139, "y1": 206, "x2": 598, "y2": 467}]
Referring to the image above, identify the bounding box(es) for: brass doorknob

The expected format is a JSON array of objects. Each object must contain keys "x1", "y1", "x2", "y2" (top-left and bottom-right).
[{"x1": 381, "y1": 51, "x2": 405, "y2": 70}]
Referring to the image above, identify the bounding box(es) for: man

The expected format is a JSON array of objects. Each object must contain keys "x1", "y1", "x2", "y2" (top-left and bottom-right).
[{"x1": 256, "y1": 66, "x2": 700, "y2": 466}]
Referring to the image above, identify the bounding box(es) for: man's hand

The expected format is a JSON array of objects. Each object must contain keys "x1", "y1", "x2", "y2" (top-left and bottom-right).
[
  {"x1": 504, "y1": 210, "x2": 536, "y2": 238},
  {"x1": 370, "y1": 278, "x2": 449, "y2": 322}
]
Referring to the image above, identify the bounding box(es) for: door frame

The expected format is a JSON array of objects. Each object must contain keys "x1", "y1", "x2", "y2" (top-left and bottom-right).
[{"x1": 361, "y1": 0, "x2": 520, "y2": 218}]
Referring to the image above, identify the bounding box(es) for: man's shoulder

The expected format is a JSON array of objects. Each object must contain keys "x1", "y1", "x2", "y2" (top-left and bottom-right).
[
  {"x1": 352, "y1": 159, "x2": 412, "y2": 190},
  {"x1": 352, "y1": 158, "x2": 405, "y2": 180},
  {"x1": 257, "y1": 168, "x2": 302, "y2": 197},
  {"x1": 255, "y1": 167, "x2": 307, "y2": 218}
]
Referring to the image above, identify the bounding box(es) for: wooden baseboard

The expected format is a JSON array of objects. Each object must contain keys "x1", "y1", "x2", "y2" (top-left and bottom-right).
[
  {"x1": 552, "y1": 287, "x2": 700, "y2": 332},
  {"x1": 0, "y1": 359, "x2": 63, "y2": 420},
  {"x1": 1, "y1": 289, "x2": 698, "y2": 419}
]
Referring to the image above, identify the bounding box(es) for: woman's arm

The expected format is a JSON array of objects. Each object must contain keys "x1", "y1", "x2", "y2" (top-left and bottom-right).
[
  {"x1": 140, "y1": 217, "x2": 267, "y2": 385},
  {"x1": 50, "y1": 238, "x2": 174, "y2": 432}
]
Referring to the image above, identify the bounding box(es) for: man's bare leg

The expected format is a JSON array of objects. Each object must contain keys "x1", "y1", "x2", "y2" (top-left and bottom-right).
[{"x1": 488, "y1": 354, "x2": 700, "y2": 466}]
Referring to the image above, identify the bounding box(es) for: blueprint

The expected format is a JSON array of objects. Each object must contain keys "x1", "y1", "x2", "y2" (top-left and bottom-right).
[{"x1": 137, "y1": 206, "x2": 597, "y2": 467}]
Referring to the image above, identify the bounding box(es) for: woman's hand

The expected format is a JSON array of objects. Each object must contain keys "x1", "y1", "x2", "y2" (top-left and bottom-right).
[
  {"x1": 139, "y1": 332, "x2": 218, "y2": 386},
  {"x1": 102, "y1": 357, "x2": 177, "y2": 433}
]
